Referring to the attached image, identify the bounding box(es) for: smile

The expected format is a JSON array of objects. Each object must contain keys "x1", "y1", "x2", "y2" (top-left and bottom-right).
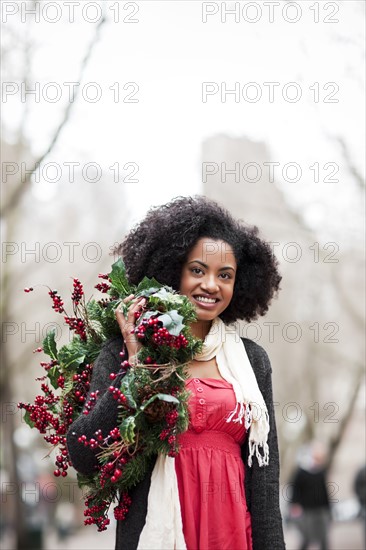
[{"x1": 193, "y1": 295, "x2": 219, "y2": 304}]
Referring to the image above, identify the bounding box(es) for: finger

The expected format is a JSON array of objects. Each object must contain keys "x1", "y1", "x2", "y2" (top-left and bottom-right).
[
  {"x1": 115, "y1": 310, "x2": 127, "y2": 331},
  {"x1": 115, "y1": 308, "x2": 125, "y2": 320},
  {"x1": 115, "y1": 303, "x2": 127, "y2": 317},
  {"x1": 128, "y1": 297, "x2": 146, "y2": 312},
  {"x1": 115, "y1": 297, "x2": 146, "y2": 329},
  {"x1": 115, "y1": 304, "x2": 132, "y2": 331},
  {"x1": 115, "y1": 316, "x2": 136, "y2": 342},
  {"x1": 115, "y1": 296, "x2": 140, "y2": 316},
  {"x1": 135, "y1": 296, "x2": 146, "y2": 305},
  {"x1": 122, "y1": 294, "x2": 135, "y2": 304}
]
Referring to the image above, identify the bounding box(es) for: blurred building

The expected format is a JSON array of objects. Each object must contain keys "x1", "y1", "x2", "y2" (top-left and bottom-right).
[{"x1": 201, "y1": 135, "x2": 365, "y2": 502}]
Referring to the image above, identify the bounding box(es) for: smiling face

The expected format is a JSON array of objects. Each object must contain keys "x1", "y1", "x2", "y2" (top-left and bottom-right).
[{"x1": 179, "y1": 238, "x2": 237, "y2": 328}]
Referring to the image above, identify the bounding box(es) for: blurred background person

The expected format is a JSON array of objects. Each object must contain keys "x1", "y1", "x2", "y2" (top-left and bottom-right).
[
  {"x1": 289, "y1": 441, "x2": 331, "y2": 550},
  {"x1": 354, "y1": 464, "x2": 366, "y2": 546}
]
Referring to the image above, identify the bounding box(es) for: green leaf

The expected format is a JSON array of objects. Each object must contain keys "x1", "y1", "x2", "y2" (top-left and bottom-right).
[
  {"x1": 136, "y1": 287, "x2": 161, "y2": 299},
  {"x1": 42, "y1": 330, "x2": 58, "y2": 361},
  {"x1": 120, "y1": 416, "x2": 136, "y2": 444},
  {"x1": 140, "y1": 393, "x2": 179, "y2": 411},
  {"x1": 150, "y1": 288, "x2": 170, "y2": 300},
  {"x1": 48, "y1": 365, "x2": 61, "y2": 389},
  {"x1": 135, "y1": 274, "x2": 162, "y2": 294},
  {"x1": 23, "y1": 410, "x2": 35, "y2": 428},
  {"x1": 58, "y1": 346, "x2": 85, "y2": 372},
  {"x1": 138, "y1": 310, "x2": 156, "y2": 323},
  {"x1": 108, "y1": 258, "x2": 132, "y2": 296},
  {"x1": 157, "y1": 310, "x2": 184, "y2": 336},
  {"x1": 120, "y1": 371, "x2": 137, "y2": 409}
]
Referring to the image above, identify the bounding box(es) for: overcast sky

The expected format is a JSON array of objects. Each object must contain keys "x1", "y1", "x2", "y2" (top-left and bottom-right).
[{"x1": 2, "y1": 0, "x2": 365, "y2": 243}]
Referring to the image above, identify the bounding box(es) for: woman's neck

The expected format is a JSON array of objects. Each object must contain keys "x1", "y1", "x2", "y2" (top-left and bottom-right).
[{"x1": 189, "y1": 319, "x2": 212, "y2": 340}]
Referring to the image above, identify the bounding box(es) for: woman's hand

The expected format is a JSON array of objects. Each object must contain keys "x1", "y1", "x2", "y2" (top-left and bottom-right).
[{"x1": 115, "y1": 294, "x2": 146, "y2": 365}]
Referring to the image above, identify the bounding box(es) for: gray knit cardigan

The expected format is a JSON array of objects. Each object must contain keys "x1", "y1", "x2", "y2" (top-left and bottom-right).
[{"x1": 66, "y1": 335, "x2": 286, "y2": 550}]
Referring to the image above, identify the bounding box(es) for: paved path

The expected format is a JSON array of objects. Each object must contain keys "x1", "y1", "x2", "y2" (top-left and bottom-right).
[
  {"x1": 1, "y1": 520, "x2": 364, "y2": 549},
  {"x1": 43, "y1": 520, "x2": 364, "y2": 550}
]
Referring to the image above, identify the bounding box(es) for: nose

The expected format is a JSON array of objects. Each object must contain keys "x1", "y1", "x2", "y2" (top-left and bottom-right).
[{"x1": 200, "y1": 275, "x2": 219, "y2": 294}]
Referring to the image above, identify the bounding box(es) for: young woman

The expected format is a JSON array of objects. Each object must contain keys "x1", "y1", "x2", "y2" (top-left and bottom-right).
[{"x1": 66, "y1": 195, "x2": 286, "y2": 550}]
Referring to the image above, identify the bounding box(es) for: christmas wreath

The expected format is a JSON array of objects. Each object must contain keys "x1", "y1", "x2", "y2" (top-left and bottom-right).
[{"x1": 18, "y1": 259, "x2": 202, "y2": 530}]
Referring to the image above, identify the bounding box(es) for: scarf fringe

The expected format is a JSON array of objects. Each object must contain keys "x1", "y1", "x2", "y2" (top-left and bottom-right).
[
  {"x1": 226, "y1": 402, "x2": 253, "y2": 431},
  {"x1": 226, "y1": 401, "x2": 245, "y2": 424},
  {"x1": 248, "y1": 408, "x2": 270, "y2": 467},
  {"x1": 248, "y1": 439, "x2": 270, "y2": 467},
  {"x1": 227, "y1": 402, "x2": 270, "y2": 468}
]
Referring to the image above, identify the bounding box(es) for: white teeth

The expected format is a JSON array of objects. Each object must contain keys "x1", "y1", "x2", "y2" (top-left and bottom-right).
[{"x1": 195, "y1": 296, "x2": 217, "y2": 304}]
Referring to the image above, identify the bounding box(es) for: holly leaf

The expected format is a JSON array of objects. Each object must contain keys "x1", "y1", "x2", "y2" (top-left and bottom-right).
[
  {"x1": 135, "y1": 274, "x2": 162, "y2": 294},
  {"x1": 136, "y1": 287, "x2": 161, "y2": 299},
  {"x1": 150, "y1": 288, "x2": 170, "y2": 300},
  {"x1": 138, "y1": 310, "x2": 156, "y2": 323},
  {"x1": 157, "y1": 310, "x2": 184, "y2": 336},
  {"x1": 120, "y1": 371, "x2": 137, "y2": 409},
  {"x1": 48, "y1": 365, "x2": 61, "y2": 389},
  {"x1": 140, "y1": 393, "x2": 179, "y2": 410},
  {"x1": 150, "y1": 287, "x2": 180, "y2": 301},
  {"x1": 58, "y1": 346, "x2": 85, "y2": 372},
  {"x1": 108, "y1": 258, "x2": 132, "y2": 296},
  {"x1": 23, "y1": 409, "x2": 35, "y2": 428},
  {"x1": 42, "y1": 330, "x2": 58, "y2": 361},
  {"x1": 120, "y1": 416, "x2": 136, "y2": 444}
]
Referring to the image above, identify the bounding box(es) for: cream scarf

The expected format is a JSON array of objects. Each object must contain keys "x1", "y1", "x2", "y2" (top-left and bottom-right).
[{"x1": 137, "y1": 317, "x2": 270, "y2": 549}]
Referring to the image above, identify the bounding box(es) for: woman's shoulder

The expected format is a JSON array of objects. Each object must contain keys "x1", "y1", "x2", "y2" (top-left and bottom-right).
[{"x1": 240, "y1": 337, "x2": 272, "y2": 376}]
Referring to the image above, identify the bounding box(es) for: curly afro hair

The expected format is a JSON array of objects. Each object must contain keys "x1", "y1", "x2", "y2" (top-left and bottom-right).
[{"x1": 112, "y1": 195, "x2": 281, "y2": 324}]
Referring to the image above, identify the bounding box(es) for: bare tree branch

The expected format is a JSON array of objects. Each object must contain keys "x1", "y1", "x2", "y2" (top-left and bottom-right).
[
  {"x1": 1, "y1": 15, "x2": 106, "y2": 218},
  {"x1": 336, "y1": 136, "x2": 365, "y2": 191},
  {"x1": 326, "y1": 363, "x2": 365, "y2": 471}
]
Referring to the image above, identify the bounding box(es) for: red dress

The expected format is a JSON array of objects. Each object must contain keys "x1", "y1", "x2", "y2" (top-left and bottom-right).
[{"x1": 175, "y1": 377, "x2": 253, "y2": 550}]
